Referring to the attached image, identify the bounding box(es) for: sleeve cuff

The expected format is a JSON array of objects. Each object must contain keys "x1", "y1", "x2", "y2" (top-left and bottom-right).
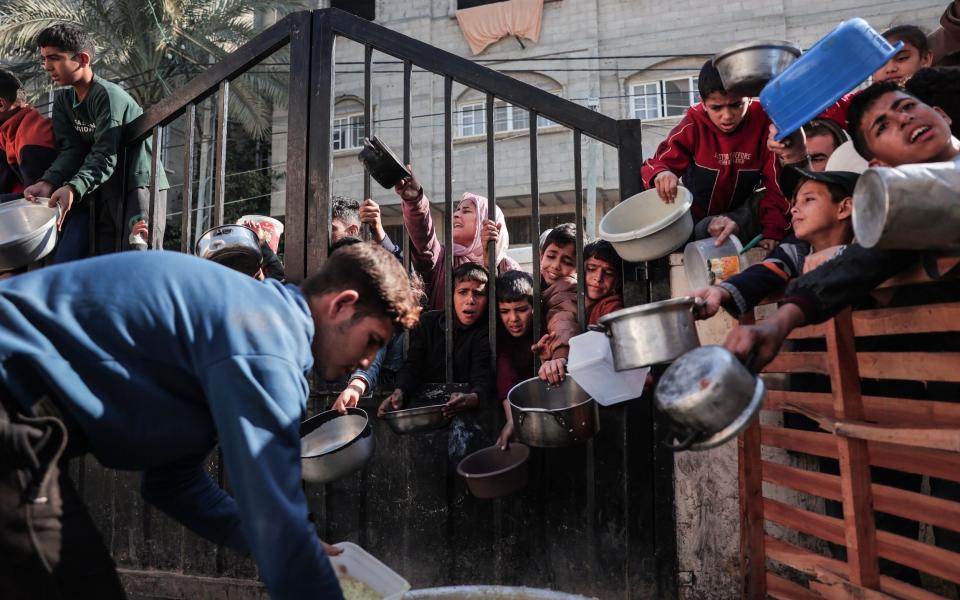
[
  {"x1": 66, "y1": 179, "x2": 87, "y2": 197},
  {"x1": 717, "y1": 281, "x2": 747, "y2": 318},
  {"x1": 380, "y1": 234, "x2": 399, "y2": 254}
]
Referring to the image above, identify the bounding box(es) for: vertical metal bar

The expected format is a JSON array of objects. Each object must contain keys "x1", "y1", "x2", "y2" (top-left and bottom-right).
[
  {"x1": 444, "y1": 76, "x2": 454, "y2": 384},
  {"x1": 213, "y1": 80, "x2": 229, "y2": 227},
  {"x1": 363, "y1": 44, "x2": 372, "y2": 204},
  {"x1": 285, "y1": 11, "x2": 313, "y2": 282},
  {"x1": 307, "y1": 11, "x2": 336, "y2": 273},
  {"x1": 485, "y1": 93, "x2": 497, "y2": 367},
  {"x1": 180, "y1": 104, "x2": 196, "y2": 254},
  {"x1": 574, "y1": 129, "x2": 585, "y2": 328},
  {"x1": 402, "y1": 60, "x2": 412, "y2": 272},
  {"x1": 147, "y1": 126, "x2": 163, "y2": 249},
  {"x1": 529, "y1": 112, "x2": 541, "y2": 371}
]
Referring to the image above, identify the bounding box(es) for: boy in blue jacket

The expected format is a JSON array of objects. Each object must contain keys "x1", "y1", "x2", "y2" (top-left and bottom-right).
[{"x1": 0, "y1": 243, "x2": 421, "y2": 600}]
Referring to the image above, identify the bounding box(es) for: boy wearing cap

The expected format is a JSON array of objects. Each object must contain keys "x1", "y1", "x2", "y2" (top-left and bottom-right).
[
  {"x1": 693, "y1": 168, "x2": 857, "y2": 320},
  {"x1": 641, "y1": 60, "x2": 790, "y2": 248}
]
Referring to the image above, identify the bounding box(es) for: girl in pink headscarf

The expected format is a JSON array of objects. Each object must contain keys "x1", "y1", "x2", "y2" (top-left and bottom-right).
[{"x1": 397, "y1": 165, "x2": 519, "y2": 310}]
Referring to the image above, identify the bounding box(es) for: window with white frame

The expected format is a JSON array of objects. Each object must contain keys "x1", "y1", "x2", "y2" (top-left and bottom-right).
[
  {"x1": 630, "y1": 76, "x2": 699, "y2": 120},
  {"x1": 459, "y1": 98, "x2": 559, "y2": 137},
  {"x1": 333, "y1": 114, "x2": 364, "y2": 150}
]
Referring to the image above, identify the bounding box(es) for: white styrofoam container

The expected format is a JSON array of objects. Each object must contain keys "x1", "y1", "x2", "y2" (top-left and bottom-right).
[
  {"x1": 567, "y1": 331, "x2": 649, "y2": 406},
  {"x1": 329, "y1": 542, "x2": 410, "y2": 600}
]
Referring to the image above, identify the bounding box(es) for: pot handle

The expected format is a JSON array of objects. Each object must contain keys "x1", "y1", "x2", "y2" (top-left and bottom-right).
[
  {"x1": 551, "y1": 410, "x2": 572, "y2": 433},
  {"x1": 515, "y1": 410, "x2": 526, "y2": 428},
  {"x1": 690, "y1": 297, "x2": 707, "y2": 319},
  {"x1": 664, "y1": 428, "x2": 702, "y2": 452}
]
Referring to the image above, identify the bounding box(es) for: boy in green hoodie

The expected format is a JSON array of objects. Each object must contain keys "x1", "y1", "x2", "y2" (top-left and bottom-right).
[{"x1": 23, "y1": 23, "x2": 168, "y2": 261}]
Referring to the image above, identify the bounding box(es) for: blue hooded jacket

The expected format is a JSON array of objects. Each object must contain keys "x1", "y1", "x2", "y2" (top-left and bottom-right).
[{"x1": 0, "y1": 251, "x2": 342, "y2": 600}]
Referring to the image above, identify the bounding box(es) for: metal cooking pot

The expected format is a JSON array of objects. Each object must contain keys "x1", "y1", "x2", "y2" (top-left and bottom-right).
[
  {"x1": 853, "y1": 161, "x2": 960, "y2": 250},
  {"x1": 195, "y1": 224, "x2": 262, "y2": 276},
  {"x1": 654, "y1": 345, "x2": 765, "y2": 451},
  {"x1": 457, "y1": 443, "x2": 530, "y2": 499},
  {"x1": 508, "y1": 377, "x2": 599, "y2": 448},
  {"x1": 358, "y1": 136, "x2": 411, "y2": 189},
  {"x1": 300, "y1": 407, "x2": 375, "y2": 484},
  {"x1": 0, "y1": 199, "x2": 59, "y2": 270},
  {"x1": 712, "y1": 40, "x2": 802, "y2": 96},
  {"x1": 596, "y1": 297, "x2": 703, "y2": 372},
  {"x1": 381, "y1": 404, "x2": 452, "y2": 434}
]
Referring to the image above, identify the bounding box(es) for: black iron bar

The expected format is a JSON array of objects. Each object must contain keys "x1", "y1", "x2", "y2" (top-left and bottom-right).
[
  {"x1": 363, "y1": 44, "x2": 372, "y2": 204},
  {"x1": 284, "y1": 11, "x2": 313, "y2": 282},
  {"x1": 402, "y1": 60, "x2": 412, "y2": 273},
  {"x1": 444, "y1": 75, "x2": 454, "y2": 384},
  {"x1": 147, "y1": 126, "x2": 163, "y2": 249},
  {"x1": 180, "y1": 104, "x2": 196, "y2": 254},
  {"x1": 574, "y1": 129, "x2": 585, "y2": 328},
  {"x1": 486, "y1": 93, "x2": 497, "y2": 368},
  {"x1": 529, "y1": 111, "x2": 541, "y2": 371},
  {"x1": 307, "y1": 11, "x2": 335, "y2": 273},
  {"x1": 212, "y1": 80, "x2": 229, "y2": 227}
]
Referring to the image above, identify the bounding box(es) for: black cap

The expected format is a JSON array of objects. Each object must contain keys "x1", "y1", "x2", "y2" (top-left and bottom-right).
[{"x1": 781, "y1": 166, "x2": 860, "y2": 200}]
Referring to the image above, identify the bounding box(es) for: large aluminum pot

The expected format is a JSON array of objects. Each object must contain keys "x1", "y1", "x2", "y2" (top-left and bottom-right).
[
  {"x1": 195, "y1": 224, "x2": 262, "y2": 275},
  {"x1": 853, "y1": 161, "x2": 960, "y2": 250},
  {"x1": 300, "y1": 407, "x2": 374, "y2": 484},
  {"x1": 712, "y1": 40, "x2": 801, "y2": 96},
  {"x1": 508, "y1": 377, "x2": 599, "y2": 448},
  {"x1": 0, "y1": 199, "x2": 59, "y2": 270},
  {"x1": 597, "y1": 297, "x2": 702, "y2": 372},
  {"x1": 654, "y1": 345, "x2": 765, "y2": 451}
]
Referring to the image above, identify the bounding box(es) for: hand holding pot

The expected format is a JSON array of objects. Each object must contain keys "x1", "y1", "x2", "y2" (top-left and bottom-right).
[
  {"x1": 707, "y1": 215, "x2": 738, "y2": 245},
  {"x1": 538, "y1": 357, "x2": 567, "y2": 386},
  {"x1": 394, "y1": 164, "x2": 422, "y2": 202},
  {"x1": 767, "y1": 123, "x2": 807, "y2": 164},
  {"x1": 334, "y1": 379, "x2": 366, "y2": 414},
  {"x1": 653, "y1": 171, "x2": 679, "y2": 203},
  {"x1": 690, "y1": 286, "x2": 729, "y2": 320},
  {"x1": 443, "y1": 392, "x2": 479, "y2": 417},
  {"x1": 497, "y1": 418, "x2": 515, "y2": 451},
  {"x1": 378, "y1": 388, "x2": 404, "y2": 417},
  {"x1": 723, "y1": 303, "x2": 805, "y2": 372}
]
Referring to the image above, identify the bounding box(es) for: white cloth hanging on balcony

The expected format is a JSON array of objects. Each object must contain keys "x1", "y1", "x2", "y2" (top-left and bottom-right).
[{"x1": 455, "y1": 0, "x2": 545, "y2": 56}]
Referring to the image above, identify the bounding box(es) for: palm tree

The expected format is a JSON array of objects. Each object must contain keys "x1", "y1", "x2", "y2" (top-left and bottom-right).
[{"x1": 0, "y1": 0, "x2": 303, "y2": 139}]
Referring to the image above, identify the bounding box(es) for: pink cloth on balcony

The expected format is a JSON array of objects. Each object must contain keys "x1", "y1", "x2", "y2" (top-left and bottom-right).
[{"x1": 455, "y1": 0, "x2": 545, "y2": 56}]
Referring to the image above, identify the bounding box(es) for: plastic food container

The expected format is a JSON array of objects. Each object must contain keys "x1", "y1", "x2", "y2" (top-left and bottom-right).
[
  {"x1": 598, "y1": 187, "x2": 693, "y2": 262},
  {"x1": 328, "y1": 542, "x2": 410, "y2": 600},
  {"x1": 683, "y1": 235, "x2": 744, "y2": 290},
  {"x1": 567, "y1": 331, "x2": 649, "y2": 406},
  {"x1": 760, "y1": 18, "x2": 902, "y2": 140},
  {"x1": 237, "y1": 214, "x2": 284, "y2": 253}
]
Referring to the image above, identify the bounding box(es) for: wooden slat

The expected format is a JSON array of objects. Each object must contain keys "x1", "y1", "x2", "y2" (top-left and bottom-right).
[
  {"x1": 765, "y1": 352, "x2": 830, "y2": 375},
  {"x1": 875, "y1": 530, "x2": 960, "y2": 585},
  {"x1": 789, "y1": 302, "x2": 960, "y2": 339},
  {"x1": 763, "y1": 460, "x2": 960, "y2": 535},
  {"x1": 761, "y1": 426, "x2": 960, "y2": 482},
  {"x1": 765, "y1": 390, "x2": 960, "y2": 429},
  {"x1": 765, "y1": 535, "x2": 946, "y2": 600},
  {"x1": 764, "y1": 352, "x2": 960, "y2": 382},
  {"x1": 766, "y1": 572, "x2": 822, "y2": 600},
  {"x1": 738, "y1": 421, "x2": 766, "y2": 599},
  {"x1": 764, "y1": 499, "x2": 846, "y2": 546},
  {"x1": 877, "y1": 256, "x2": 960, "y2": 289}
]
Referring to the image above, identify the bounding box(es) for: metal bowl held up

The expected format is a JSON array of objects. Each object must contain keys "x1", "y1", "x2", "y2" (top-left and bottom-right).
[
  {"x1": 300, "y1": 407, "x2": 375, "y2": 484},
  {"x1": 457, "y1": 443, "x2": 530, "y2": 499},
  {"x1": 508, "y1": 377, "x2": 599, "y2": 448},
  {"x1": 597, "y1": 297, "x2": 702, "y2": 372},
  {"x1": 195, "y1": 224, "x2": 263, "y2": 276},
  {"x1": 382, "y1": 404, "x2": 452, "y2": 435},
  {"x1": 0, "y1": 199, "x2": 59, "y2": 271},
  {"x1": 712, "y1": 40, "x2": 801, "y2": 97},
  {"x1": 358, "y1": 135, "x2": 411, "y2": 189},
  {"x1": 654, "y1": 345, "x2": 765, "y2": 451}
]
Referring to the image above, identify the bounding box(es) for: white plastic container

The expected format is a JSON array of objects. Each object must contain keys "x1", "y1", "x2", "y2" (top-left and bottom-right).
[
  {"x1": 598, "y1": 187, "x2": 694, "y2": 262},
  {"x1": 683, "y1": 234, "x2": 744, "y2": 290},
  {"x1": 329, "y1": 542, "x2": 410, "y2": 600},
  {"x1": 567, "y1": 331, "x2": 649, "y2": 406}
]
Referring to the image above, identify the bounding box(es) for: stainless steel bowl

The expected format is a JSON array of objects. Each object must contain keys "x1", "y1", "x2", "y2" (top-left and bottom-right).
[
  {"x1": 300, "y1": 407, "x2": 375, "y2": 484},
  {"x1": 654, "y1": 345, "x2": 765, "y2": 451},
  {"x1": 713, "y1": 40, "x2": 802, "y2": 96},
  {"x1": 381, "y1": 404, "x2": 452, "y2": 435},
  {"x1": 195, "y1": 224, "x2": 263, "y2": 276},
  {"x1": 0, "y1": 199, "x2": 59, "y2": 270},
  {"x1": 508, "y1": 377, "x2": 599, "y2": 448},
  {"x1": 597, "y1": 297, "x2": 702, "y2": 371}
]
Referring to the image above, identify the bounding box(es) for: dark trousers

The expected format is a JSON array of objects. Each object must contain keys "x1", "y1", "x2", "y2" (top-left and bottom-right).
[
  {"x1": 0, "y1": 395, "x2": 126, "y2": 600},
  {"x1": 55, "y1": 187, "x2": 166, "y2": 263}
]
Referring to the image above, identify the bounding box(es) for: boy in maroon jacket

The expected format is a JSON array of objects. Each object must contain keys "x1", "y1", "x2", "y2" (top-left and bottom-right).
[{"x1": 641, "y1": 60, "x2": 790, "y2": 248}]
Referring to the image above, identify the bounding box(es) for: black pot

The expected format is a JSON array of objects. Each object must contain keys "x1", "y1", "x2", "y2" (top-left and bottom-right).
[{"x1": 357, "y1": 136, "x2": 410, "y2": 189}]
